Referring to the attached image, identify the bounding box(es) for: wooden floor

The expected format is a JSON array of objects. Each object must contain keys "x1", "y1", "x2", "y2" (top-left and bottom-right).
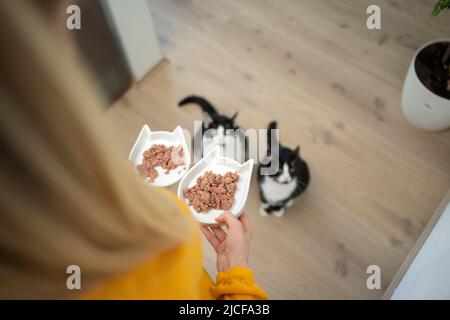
[{"x1": 105, "y1": 0, "x2": 450, "y2": 299}]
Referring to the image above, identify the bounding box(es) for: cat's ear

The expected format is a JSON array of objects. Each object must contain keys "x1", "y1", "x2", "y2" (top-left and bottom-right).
[
  {"x1": 231, "y1": 112, "x2": 238, "y2": 121},
  {"x1": 294, "y1": 146, "x2": 300, "y2": 156},
  {"x1": 202, "y1": 112, "x2": 214, "y2": 127}
]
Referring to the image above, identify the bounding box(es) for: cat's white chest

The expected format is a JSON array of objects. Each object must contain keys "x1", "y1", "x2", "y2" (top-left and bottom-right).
[{"x1": 260, "y1": 177, "x2": 297, "y2": 204}]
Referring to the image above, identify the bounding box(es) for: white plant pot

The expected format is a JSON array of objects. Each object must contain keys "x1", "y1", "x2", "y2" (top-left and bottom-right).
[{"x1": 401, "y1": 39, "x2": 450, "y2": 131}]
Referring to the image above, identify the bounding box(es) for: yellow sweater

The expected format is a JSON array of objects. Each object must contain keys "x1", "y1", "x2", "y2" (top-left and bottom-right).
[{"x1": 85, "y1": 190, "x2": 268, "y2": 300}]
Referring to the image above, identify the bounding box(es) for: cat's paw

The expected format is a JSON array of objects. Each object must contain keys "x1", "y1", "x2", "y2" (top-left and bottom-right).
[
  {"x1": 286, "y1": 199, "x2": 294, "y2": 207},
  {"x1": 259, "y1": 204, "x2": 269, "y2": 217},
  {"x1": 273, "y1": 208, "x2": 285, "y2": 218}
]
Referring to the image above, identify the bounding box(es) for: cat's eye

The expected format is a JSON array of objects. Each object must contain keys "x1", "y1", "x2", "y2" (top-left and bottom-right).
[{"x1": 290, "y1": 167, "x2": 295, "y2": 173}]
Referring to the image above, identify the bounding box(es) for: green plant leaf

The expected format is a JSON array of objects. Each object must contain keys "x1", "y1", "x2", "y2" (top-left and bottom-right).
[{"x1": 432, "y1": 0, "x2": 450, "y2": 16}]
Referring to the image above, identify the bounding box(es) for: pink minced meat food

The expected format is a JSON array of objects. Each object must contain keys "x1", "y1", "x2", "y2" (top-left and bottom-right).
[
  {"x1": 136, "y1": 144, "x2": 184, "y2": 182},
  {"x1": 183, "y1": 171, "x2": 240, "y2": 213}
]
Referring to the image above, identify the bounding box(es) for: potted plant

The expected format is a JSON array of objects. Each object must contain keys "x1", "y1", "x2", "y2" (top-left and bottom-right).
[{"x1": 401, "y1": 0, "x2": 450, "y2": 131}]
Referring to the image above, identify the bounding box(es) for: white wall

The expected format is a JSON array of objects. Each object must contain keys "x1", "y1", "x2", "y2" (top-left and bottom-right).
[
  {"x1": 391, "y1": 201, "x2": 450, "y2": 299},
  {"x1": 102, "y1": 0, "x2": 162, "y2": 81}
]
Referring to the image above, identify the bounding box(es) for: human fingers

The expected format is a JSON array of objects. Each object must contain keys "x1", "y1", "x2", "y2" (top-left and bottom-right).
[
  {"x1": 215, "y1": 211, "x2": 240, "y2": 230},
  {"x1": 210, "y1": 226, "x2": 227, "y2": 242},
  {"x1": 200, "y1": 226, "x2": 221, "y2": 252},
  {"x1": 238, "y1": 212, "x2": 251, "y2": 234}
]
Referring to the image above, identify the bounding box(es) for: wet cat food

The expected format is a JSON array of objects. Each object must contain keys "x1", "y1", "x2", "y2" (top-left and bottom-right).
[
  {"x1": 183, "y1": 171, "x2": 239, "y2": 212},
  {"x1": 136, "y1": 144, "x2": 184, "y2": 182}
]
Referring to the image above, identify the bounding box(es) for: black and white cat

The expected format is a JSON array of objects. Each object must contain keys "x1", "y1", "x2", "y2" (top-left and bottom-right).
[
  {"x1": 258, "y1": 121, "x2": 310, "y2": 217},
  {"x1": 178, "y1": 96, "x2": 245, "y2": 163}
]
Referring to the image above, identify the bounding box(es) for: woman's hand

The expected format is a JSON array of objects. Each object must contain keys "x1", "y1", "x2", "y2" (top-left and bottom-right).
[{"x1": 200, "y1": 211, "x2": 251, "y2": 272}]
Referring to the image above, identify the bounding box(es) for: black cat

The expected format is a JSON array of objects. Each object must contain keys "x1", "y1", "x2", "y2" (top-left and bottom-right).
[
  {"x1": 258, "y1": 121, "x2": 310, "y2": 217},
  {"x1": 178, "y1": 96, "x2": 244, "y2": 162}
]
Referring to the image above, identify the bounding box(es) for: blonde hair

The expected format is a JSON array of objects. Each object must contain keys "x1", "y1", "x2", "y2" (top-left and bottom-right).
[{"x1": 0, "y1": 0, "x2": 191, "y2": 299}]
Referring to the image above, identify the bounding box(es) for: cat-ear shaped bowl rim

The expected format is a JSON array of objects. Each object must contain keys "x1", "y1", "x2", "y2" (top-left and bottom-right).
[
  {"x1": 177, "y1": 146, "x2": 254, "y2": 225},
  {"x1": 129, "y1": 124, "x2": 191, "y2": 187}
]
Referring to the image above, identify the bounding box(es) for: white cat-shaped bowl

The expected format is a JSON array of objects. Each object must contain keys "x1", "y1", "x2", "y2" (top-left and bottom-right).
[
  {"x1": 177, "y1": 146, "x2": 254, "y2": 225},
  {"x1": 129, "y1": 125, "x2": 191, "y2": 187}
]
